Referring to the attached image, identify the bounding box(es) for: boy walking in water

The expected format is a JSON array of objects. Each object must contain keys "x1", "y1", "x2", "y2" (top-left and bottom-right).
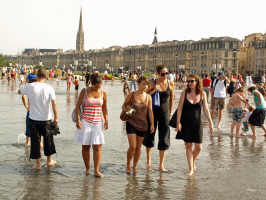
[{"x1": 230, "y1": 88, "x2": 250, "y2": 137}]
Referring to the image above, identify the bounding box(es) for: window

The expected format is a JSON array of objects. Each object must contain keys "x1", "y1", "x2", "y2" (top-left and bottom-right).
[{"x1": 225, "y1": 51, "x2": 228, "y2": 57}]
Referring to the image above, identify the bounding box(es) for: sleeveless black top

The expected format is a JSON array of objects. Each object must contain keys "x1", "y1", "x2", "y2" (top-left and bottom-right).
[
  {"x1": 158, "y1": 81, "x2": 170, "y2": 113},
  {"x1": 176, "y1": 91, "x2": 203, "y2": 143}
]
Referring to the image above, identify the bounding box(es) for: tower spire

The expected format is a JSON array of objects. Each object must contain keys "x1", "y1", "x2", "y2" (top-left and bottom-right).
[
  {"x1": 76, "y1": 8, "x2": 84, "y2": 52},
  {"x1": 152, "y1": 27, "x2": 158, "y2": 44},
  {"x1": 78, "y1": 8, "x2": 83, "y2": 32}
]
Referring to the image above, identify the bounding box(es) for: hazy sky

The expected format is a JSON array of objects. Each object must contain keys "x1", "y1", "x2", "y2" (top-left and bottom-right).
[{"x1": 1, "y1": 0, "x2": 266, "y2": 54}]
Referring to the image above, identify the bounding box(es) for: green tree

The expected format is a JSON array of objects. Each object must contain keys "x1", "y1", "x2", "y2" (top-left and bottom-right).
[{"x1": 0, "y1": 55, "x2": 8, "y2": 67}]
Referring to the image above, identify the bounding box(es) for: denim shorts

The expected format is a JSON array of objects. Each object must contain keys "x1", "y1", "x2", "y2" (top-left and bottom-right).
[{"x1": 232, "y1": 107, "x2": 243, "y2": 122}]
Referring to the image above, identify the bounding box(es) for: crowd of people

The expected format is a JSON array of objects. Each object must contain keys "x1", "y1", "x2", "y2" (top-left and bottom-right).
[{"x1": 1, "y1": 63, "x2": 265, "y2": 177}]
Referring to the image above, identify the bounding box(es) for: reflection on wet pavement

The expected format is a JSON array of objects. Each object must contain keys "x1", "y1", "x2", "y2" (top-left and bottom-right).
[{"x1": 0, "y1": 80, "x2": 266, "y2": 200}]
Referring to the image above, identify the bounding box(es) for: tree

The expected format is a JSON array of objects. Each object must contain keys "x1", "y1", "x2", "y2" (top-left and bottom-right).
[{"x1": 0, "y1": 55, "x2": 8, "y2": 67}]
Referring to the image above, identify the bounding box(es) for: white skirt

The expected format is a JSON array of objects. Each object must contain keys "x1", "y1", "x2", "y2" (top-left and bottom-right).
[{"x1": 74, "y1": 119, "x2": 105, "y2": 145}]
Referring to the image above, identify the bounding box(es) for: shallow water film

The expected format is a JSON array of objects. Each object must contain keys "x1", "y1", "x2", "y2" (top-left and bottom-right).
[{"x1": 0, "y1": 80, "x2": 266, "y2": 200}]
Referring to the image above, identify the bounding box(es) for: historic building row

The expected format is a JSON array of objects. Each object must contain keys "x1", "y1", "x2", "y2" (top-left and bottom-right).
[{"x1": 4, "y1": 9, "x2": 265, "y2": 75}]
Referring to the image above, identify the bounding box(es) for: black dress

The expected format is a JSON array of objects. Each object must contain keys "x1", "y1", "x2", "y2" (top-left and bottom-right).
[{"x1": 176, "y1": 94, "x2": 203, "y2": 144}]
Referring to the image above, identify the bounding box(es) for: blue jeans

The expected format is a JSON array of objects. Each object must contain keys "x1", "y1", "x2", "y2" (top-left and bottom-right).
[{"x1": 130, "y1": 81, "x2": 137, "y2": 91}]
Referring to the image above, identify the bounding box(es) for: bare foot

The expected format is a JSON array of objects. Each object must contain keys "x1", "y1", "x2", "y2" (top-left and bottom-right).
[
  {"x1": 94, "y1": 171, "x2": 103, "y2": 178},
  {"x1": 146, "y1": 163, "x2": 152, "y2": 172},
  {"x1": 34, "y1": 164, "x2": 41, "y2": 170},
  {"x1": 133, "y1": 168, "x2": 138, "y2": 174},
  {"x1": 47, "y1": 160, "x2": 56, "y2": 167},
  {"x1": 126, "y1": 164, "x2": 131, "y2": 174},
  {"x1": 193, "y1": 165, "x2": 197, "y2": 173},
  {"x1": 85, "y1": 169, "x2": 90, "y2": 176},
  {"x1": 159, "y1": 167, "x2": 168, "y2": 173},
  {"x1": 187, "y1": 170, "x2": 194, "y2": 176}
]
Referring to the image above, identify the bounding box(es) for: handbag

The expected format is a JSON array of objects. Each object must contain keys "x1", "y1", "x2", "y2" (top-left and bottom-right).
[
  {"x1": 169, "y1": 109, "x2": 178, "y2": 128},
  {"x1": 169, "y1": 89, "x2": 187, "y2": 128},
  {"x1": 120, "y1": 92, "x2": 136, "y2": 121},
  {"x1": 72, "y1": 88, "x2": 87, "y2": 122}
]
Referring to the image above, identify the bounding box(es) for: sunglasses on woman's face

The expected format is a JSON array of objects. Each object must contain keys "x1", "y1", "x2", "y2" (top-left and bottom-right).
[
  {"x1": 187, "y1": 80, "x2": 196, "y2": 83},
  {"x1": 160, "y1": 72, "x2": 169, "y2": 76}
]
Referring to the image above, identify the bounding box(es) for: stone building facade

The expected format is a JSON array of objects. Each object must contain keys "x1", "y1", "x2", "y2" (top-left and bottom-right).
[{"x1": 6, "y1": 9, "x2": 266, "y2": 75}]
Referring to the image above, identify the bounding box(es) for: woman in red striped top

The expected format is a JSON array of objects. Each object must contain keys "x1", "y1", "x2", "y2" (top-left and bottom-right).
[{"x1": 74, "y1": 73, "x2": 108, "y2": 177}]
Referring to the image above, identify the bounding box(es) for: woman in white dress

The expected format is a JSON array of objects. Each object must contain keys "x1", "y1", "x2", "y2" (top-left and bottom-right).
[{"x1": 74, "y1": 74, "x2": 108, "y2": 177}]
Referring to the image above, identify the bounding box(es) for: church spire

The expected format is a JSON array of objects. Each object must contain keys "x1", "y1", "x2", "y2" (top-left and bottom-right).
[
  {"x1": 76, "y1": 8, "x2": 84, "y2": 52},
  {"x1": 78, "y1": 8, "x2": 83, "y2": 33},
  {"x1": 152, "y1": 27, "x2": 158, "y2": 44}
]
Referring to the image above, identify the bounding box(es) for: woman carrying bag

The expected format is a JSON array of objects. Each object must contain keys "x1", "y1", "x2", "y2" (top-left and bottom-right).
[
  {"x1": 143, "y1": 65, "x2": 175, "y2": 172},
  {"x1": 175, "y1": 74, "x2": 213, "y2": 176},
  {"x1": 74, "y1": 74, "x2": 108, "y2": 177},
  {"x1": 122, "y1": 76, "x2": 154, "y2": 174}
]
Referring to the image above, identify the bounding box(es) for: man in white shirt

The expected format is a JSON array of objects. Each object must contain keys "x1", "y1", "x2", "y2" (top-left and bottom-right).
[
  {"x1": 211, "y1": 72, "x2": 228, "y2": 129},
  {"x1": 246, "y1": 74, "x2": 253, "y2": 86},
  {"x1": 168, "y1": 72, "x2": 175, "y2": 82},
  {"x1": 19, "y1": 69, "x2": 58, "y2": 169}
]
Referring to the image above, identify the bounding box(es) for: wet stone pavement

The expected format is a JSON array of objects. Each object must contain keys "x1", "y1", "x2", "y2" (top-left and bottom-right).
[{"x1": 0, "y1": 79, "x2": 266, "y2": 200}]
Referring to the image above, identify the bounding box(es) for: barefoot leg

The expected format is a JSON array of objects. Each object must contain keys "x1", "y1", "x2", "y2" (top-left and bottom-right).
[
  {"x1": 133, "y1": 136, "x2": 144, "y2": 174},
  {"x1": 249, "y1": 123, "x2": 256, "y2": 138},
  {"x1": 192, "y1": 143, "x2": 202, "y2": 172},
  {"x1": 93, "y1": 145, "x2": 103, "y2": 177},
  {"x1": 261, "y1": 125, "x2": 266, "y2": 136},
  {"x1": 35, "y1": 158, "x2": 41, "y2": 170},
  {"x1": 46, "y1": 156, "x2": 56, "y2": 167},
  {"x1": 159, "y1": 150, "x2": 168, "y2": 172},
  {"x1": 235, "y1": 122, "x2": 241, "y2": 138},
  {"x1": 185, "y1": 143, "x2": 194, "y2": 176},
  {"x1": 146, "y1": 147, "x2": 152, "y2": 171},
  {"x1": 127, "y1": 134, "x2": 136, "y2": 174},
  {"x1": 82, "y1": 145, "x2": 90, "y2": 175},
  {"x1": 230, "y1": 121, "x2": 236, "y2": 137}
]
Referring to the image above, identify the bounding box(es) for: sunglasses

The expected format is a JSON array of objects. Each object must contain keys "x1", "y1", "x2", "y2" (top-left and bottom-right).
[
  {"x1": 187, "y1": 80, "x2": 196, "y2": 83},
  {"x1": 160, "y1": 72, "x2": 169, "y2": 76}
]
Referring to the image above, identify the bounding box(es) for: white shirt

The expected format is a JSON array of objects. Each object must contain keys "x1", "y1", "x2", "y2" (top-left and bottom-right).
[
  {"x1": 168, "y1": 73, "x2": 175, "y2": 82},
  {"x1": 246, "y1": 76, "x2": 253, "y2": 86},
  {"x1": 262, "y1": 75, "x2": 265, "y2": 83},
  {"x1": 213, "y1": 80, "x2": 227, "y2": 98},
  {"x1": 20, "y1": 82, "x2": 56, "y2": 121}
]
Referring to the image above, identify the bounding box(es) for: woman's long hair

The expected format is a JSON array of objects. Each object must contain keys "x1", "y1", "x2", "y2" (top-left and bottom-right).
[{"x1": 186, "y1": 74, "x2": 203, "y2": 95}]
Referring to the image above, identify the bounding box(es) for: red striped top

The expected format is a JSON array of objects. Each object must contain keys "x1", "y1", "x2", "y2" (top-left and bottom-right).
[{"x1": 81, "y1": 91, "x2": 103, "y2": 124}]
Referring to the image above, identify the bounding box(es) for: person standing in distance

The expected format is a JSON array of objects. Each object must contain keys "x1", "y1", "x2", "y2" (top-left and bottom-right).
[
  {"x1": 211, "y1": 72, "x2": 228, "y2": 129},
  {"x1": 19, "y1": 69, "x2": 58, "y2": 169}
]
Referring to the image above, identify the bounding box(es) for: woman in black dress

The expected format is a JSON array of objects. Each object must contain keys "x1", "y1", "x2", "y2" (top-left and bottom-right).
[{"x1": 176, "y1": 74, "x2": 214, "y2": 176}]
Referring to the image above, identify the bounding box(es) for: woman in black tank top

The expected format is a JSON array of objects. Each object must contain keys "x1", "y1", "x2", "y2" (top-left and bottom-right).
[
  {"x1": 143, "y1": 65, "x2": 175, "y2": 172},
  {"x1": 175, "y1": 74, "x2": 213, "y2": 176}
]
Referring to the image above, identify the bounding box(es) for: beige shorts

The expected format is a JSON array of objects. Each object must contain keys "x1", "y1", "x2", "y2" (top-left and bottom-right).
[{"x1": 211, "y1": 97, "x2": 225, "y2": 110}]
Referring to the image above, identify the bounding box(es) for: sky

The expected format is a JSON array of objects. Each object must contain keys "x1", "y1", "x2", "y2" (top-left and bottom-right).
[{"x1": 1, "y1": 0, "x2": 266, "y2": 55}]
